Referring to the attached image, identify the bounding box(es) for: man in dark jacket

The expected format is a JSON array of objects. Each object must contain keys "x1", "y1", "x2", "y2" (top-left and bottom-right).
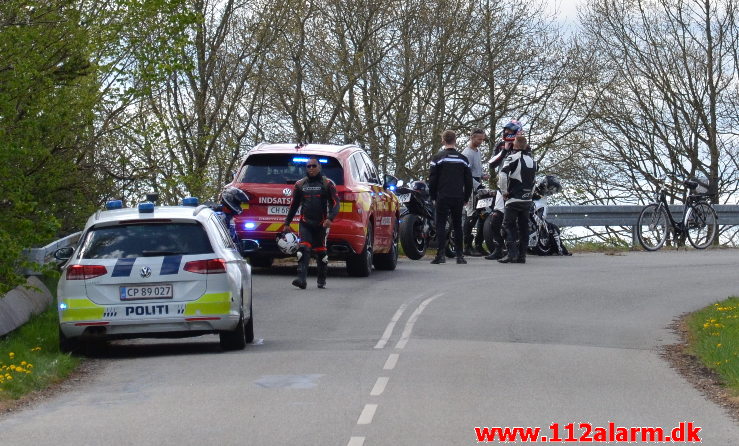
[
  {"x1": 282, "y1": 157, "x2": 340, "y2": 289},
  {"x1": 498, "y1": 135, "x2": 537, "y2": 264},
  {"x1": 428, "y1": 129, "x2": 473, "y2": 264}
]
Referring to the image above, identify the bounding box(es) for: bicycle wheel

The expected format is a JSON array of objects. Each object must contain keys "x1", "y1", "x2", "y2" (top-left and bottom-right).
[
  {"x1": 685, "y1": 202, "x2": 718, "y2": 249},
  {"x1": 636, "y1": 203, "x2": 669, "y2": 251}
]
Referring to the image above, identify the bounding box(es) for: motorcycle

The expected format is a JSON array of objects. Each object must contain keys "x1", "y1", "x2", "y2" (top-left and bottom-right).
[
  {"x1": 481, "y1": 175, "x2": 570, "y2": 256},
  {"x1": 396, "y1": 180, "x2": 457, "y2": 260}
]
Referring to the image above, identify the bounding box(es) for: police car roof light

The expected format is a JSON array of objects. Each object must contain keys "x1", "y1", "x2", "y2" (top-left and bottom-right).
[
  {"x1": 138, "y1": 202, "x2": 155, "y2": 213},
  {"x1": 182, "y1": 197, "x2": 199, "y2": 207},
  {"x1": 105, "y1": 200, "x2": 123, "y2": 210},
  {"x1": 293, "y1": 156, "x2": 310, "y2": 163}
]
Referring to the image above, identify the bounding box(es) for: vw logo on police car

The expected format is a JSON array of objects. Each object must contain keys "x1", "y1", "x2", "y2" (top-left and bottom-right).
[
  {"x1": 140, "y1": 266, "x2": 152, "y2": 278},
  {"x1": 283, "y1": 188, "x2": 292, "y2": 197}
]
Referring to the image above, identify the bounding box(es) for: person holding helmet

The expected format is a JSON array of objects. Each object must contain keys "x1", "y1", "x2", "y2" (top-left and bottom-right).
[
  {"x1": 485, "y1": 120, "x2": 523, "y2": 260},
  {"x1": 498, "y1": 135, "x2": 537, "y2": 264},
  {"x1": 281, "y1": 156, "x2": 340, "y2": 289}
]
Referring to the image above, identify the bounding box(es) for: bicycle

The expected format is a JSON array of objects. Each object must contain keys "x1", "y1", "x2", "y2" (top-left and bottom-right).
[{"x1": 636, "y1": 178, "x2": 718, "y2": 251}]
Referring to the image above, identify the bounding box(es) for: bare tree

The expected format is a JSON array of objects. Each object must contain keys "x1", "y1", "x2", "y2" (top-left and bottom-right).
[{"x1": 579, "y1": 0, "x2": 739, "y2": 205}]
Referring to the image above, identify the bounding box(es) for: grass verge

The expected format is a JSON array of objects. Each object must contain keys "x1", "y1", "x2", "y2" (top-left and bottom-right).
[
  {"x1": 0, "y1": 274, "x2": 80, "y2": 403},
  {"x1": 567, "y1": 240, "x2": 632, "y2": 254},
  {"x1": 685, "y1": 297, "x2": 739, "y2": 395}
]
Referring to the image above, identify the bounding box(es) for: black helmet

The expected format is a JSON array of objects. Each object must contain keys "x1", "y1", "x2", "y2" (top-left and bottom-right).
[
  {"x1": 411, "y1": 180, "x2": 429, "y2": 199},
  {"x1": 221, "y1": 186, "x2": 250, "y2": 214},
  {"x1": 536, "y1": 175, "x2": 562, "y2": 196}
]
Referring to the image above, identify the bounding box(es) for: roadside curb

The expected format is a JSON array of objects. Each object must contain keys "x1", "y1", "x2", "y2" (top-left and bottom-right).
[{"x1": 0, "y1": 277, "x2": 53, "y2": 337}]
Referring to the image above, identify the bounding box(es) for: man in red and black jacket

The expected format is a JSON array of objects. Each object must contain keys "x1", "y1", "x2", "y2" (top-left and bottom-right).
[{"x1": 282, "y1": 156, "x2": 340, "y2": 289}]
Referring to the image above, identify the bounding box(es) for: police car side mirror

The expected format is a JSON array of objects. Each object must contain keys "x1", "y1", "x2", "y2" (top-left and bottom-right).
[{"x1": 54, "y1": 247, "x2": 75, "y2": 261}]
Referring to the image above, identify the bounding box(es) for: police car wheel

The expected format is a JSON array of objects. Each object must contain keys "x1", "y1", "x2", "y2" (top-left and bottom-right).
[
  {"x1": 244, "y1": 299, "x2": 254, "y2": 344},
  {"x1": 59, "y1": 328, "x2": 80, "y2": 354},
  {"x1": 220, "y1": 298, "x2": 248, "y2": 351}
]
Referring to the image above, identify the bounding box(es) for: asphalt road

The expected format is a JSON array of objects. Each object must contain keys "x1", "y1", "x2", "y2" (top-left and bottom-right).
[{"x1": 2, "y1": 250, "x2": 739, "y2": 445}]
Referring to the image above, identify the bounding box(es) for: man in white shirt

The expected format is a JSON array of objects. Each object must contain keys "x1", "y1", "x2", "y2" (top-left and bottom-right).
[{"x1": 461, "y1": 128, "x2": 488, "y2": 256}]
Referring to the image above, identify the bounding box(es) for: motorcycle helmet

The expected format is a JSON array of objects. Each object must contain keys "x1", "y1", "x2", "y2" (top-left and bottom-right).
[
  {"x1": 221, "y1": 186, "x2": 250, "y2": 215},
  {"x1": 276, "y1": 231, "x2": 300, "y2": 255},
  {"x1": 411, "y1": 180, "x2": 430, "y2": 200},
  {"x1": 536, "y1": 175, "x2": 563, "y2": 196},
  {"x1": 502, "y1": 120, "x2": 523, "y2": 142}
]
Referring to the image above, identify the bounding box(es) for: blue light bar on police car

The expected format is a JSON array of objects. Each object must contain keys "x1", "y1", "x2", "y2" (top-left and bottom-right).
[
  {"x1": 292, "y1": 157, "x2": 329, "y2": 164},
  {"x1": 105, "y1": 200, "x2": 123, "y2": 210},
  {"x1": 182, "y1": 197, "x2": 199, "y2": 206},
  {"x1": 138, "y1": 202, "x2": 155, "y2": 213}
]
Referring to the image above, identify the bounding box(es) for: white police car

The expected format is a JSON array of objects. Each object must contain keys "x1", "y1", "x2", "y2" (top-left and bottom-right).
[{"x1": 54, "y1": 198, "x2": 253, "y2": 352}]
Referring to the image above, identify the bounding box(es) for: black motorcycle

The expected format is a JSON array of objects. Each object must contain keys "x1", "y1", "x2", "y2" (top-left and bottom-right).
[{"x1": 396, "y1": 180, "x2": 457, "y2": 260}]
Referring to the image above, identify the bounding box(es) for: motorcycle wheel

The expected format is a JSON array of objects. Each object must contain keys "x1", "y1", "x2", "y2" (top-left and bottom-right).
[
  {"x1": 399, "y1": 214, "x2": 428, "y2": 260},
  {"x1": 482, "y1": 214, "x2": 496, "y2": 252},
  {"x1": 533, "y1": 224, "x2": 554, "y2": 255}
]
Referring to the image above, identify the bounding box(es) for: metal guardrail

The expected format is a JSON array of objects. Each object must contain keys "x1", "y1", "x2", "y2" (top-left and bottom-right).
[
  {"x1": 22, "y1": 231, "x2": 82, "y2": 274},
  {"x1": 547, "y1": 205, "x2": 739, "y2": 227}
]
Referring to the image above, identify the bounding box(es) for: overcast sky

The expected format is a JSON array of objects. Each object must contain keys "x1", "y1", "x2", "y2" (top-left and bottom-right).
[{"x1": 549, "y1": 0, "x2": 583, "y2": 25}]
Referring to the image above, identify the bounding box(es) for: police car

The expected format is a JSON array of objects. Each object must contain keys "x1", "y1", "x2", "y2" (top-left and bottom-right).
[{"x1": 54, "y1": 198, "x2": 253, "y2": 353}]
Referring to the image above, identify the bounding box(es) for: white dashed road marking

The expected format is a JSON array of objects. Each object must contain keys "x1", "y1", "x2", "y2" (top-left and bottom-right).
[
  {"x1": 383, "y1": 353, "x2": 399, "y2": 370},
  {"x1": 395, "y1": 293, "x2": 442, "y2": 349},
  {"x1": 349, "y1": 293, "x2": 443, "y2": 445},
  {"x1": 347, "y1": 437, "x2": 365, "y2": 446},
  {"x1": 370, "y1": 377, "x2": 390, "y2": 396},
  {"x1": 357, "y1": 404, "x2": 378, "y2": 425},
  {"x1": 374, "y1": 302, "x2": 411, "y2": 349}
]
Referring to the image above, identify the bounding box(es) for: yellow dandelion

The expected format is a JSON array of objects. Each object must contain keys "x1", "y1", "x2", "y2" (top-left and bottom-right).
[
  {"x1": 8, "y1": 352, "x2": 15, "y2": 359},
  {"x1": 717, "y1": 344, "x2": 722, "y2": 348},
  {"x1": 5, "y1": 375, "x2": 12, "y2": 381},
  {"x1": 27, "y1": 364, "x2": 33, "y2": 369},
  {"x1": 21, "y1": 361, "x2": 27, "y2": 366},
  {"x1": 9, "y1": 365, "x2": 16, "y2": 371}
]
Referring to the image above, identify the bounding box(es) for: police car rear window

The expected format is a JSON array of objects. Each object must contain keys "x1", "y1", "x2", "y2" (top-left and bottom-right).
[
  {"x1": 238, "y1": 154, "x2": 344, "y2": 185},
  {"x1": 79, "y1": 222, "x2": 214, "y2": 259}
]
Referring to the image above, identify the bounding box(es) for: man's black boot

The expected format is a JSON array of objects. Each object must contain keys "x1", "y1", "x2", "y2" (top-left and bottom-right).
[
  {"x1": 485, "y1": 244, "x2": 504, "y2": 260},
  {"x1": 292, "y1": 247, "x2": 310, "y2": 289},
  {"x1": 456, "y1": 255, "x2": 467, "y2": 264},
  {"x1": 498, "y1": 242, "x2": 519, "y2": 264},
  {"x1": 317, "y1": 252, "x2": 328, "y2": 288},
  {"x1": 430, "y1": 253, "x2": 446, "y2": 264}
]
